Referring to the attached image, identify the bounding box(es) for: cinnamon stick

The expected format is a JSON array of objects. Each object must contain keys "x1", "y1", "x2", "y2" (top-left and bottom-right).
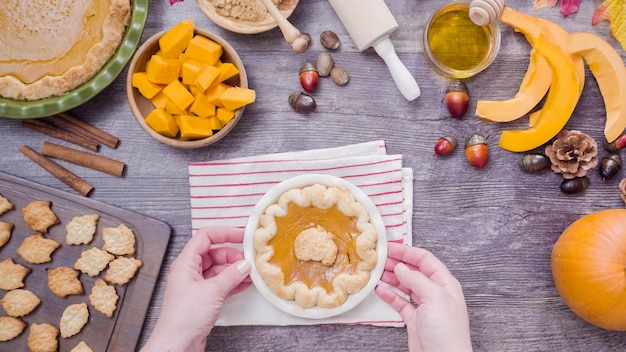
[
  {"x1": 51, "y1": 112, "x2": 119, "y2": 149},
  {"x1": 22, "y1": 119, "x2": 99, "y2": 151},
  {"x1": 41, "y1": 141, "x2": 125, "y2": 177},
  {"x1": 19, "y1": 145, "x2": 94, "y2": 196}
]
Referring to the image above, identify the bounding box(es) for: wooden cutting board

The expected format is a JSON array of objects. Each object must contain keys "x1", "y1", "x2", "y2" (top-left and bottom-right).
[{"x1": 0, "y1": 171, "x2": 170, "y2": 352}]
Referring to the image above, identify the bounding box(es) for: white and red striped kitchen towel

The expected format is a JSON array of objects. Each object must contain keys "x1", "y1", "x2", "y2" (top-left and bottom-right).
[{"x1": 188, "y1": 140, "x2": 413, "y2": 326}]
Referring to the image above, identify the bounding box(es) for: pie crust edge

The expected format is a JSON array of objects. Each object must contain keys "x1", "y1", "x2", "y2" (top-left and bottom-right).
[
  {"x1": 253, "y1": 183, "x2": 379, "y2": 309},
  {"x1": 0, "y1": 0, "x2": 131, "y2": 101}
]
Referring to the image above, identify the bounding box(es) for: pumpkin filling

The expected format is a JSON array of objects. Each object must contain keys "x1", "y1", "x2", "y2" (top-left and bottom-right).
[
  {"x1": 269, "y1": 203, "x2": 361, "y2": 293},
  {"x1": 254, "y1": 183, "x2": 378, "y2": 309},
  {"x1": 0, "y1": 0, "x2": 131, "y2": 100}
]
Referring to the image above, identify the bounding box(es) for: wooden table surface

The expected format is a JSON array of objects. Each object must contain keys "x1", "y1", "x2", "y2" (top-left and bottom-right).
[{"x1": 2, "y1": 0, "x2": 626, "y2": 351}]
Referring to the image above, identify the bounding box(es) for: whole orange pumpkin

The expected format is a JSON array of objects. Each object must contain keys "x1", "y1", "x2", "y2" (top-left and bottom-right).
[{"x1": 552, "y1": 209, "x2": 626, "y2": 331}]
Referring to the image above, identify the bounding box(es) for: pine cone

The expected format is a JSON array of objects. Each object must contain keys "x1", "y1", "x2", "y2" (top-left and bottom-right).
[
  {"x1": 545, "y1": 130, "x2": 598, "y2": 179},
  {"x1": 620, "y1": 178, "x2": 626, "y2": 205}
]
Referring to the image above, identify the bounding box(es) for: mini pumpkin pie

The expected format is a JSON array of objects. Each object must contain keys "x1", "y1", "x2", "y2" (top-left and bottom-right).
[
  {"x1": 253, "y1": 183, "x2": 378, "y2": 309},
  {"x1": 0, "y1": 0, "x2": 131, "y2": 100}
]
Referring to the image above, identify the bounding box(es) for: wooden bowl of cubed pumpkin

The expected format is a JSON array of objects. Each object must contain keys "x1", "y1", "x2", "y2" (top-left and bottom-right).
[{"x1": 126, "y1": 20, "x2": 255, "y2": 148}]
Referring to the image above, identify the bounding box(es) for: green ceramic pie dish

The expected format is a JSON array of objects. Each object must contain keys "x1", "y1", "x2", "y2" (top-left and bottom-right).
[{"x1": 0, "y1": 0, "x2": 149, "y2": 119}]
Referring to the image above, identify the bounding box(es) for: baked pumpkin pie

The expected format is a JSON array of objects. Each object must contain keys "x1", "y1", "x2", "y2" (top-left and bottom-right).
[
  {"x1": 253, "y1": 183, "x2": 378, "y2": 309},
  {"x1": 0, "y1": 0, "x2": 131, "y2": 101}
]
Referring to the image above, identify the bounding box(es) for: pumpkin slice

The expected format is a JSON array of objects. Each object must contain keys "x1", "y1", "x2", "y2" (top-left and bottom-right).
[
  {"x1": 475, "y1": 7, "x2": 553, "y2": 123},
  {"x1": 528, "y1": 18, "x2": 586, "y2": 127},
  {"x1": 567, "y1": 31, "x2": 626, "y2": 143},
  {"x1": 536, "y1": 18, "x2": 585, "y2": 94},
  {"x1": 498, "y1": 34, "x2": 580, "y2": 152}
]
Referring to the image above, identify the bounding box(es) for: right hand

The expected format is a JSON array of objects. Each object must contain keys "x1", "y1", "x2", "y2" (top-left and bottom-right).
[{"x1": 375, "y1": 242, "x2": 472, "y2": 352}]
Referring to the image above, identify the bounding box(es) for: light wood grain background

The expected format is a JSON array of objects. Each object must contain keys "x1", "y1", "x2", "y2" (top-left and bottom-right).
[{"x1": 1, "y1": 0, "x2": 626, "y2": 351}]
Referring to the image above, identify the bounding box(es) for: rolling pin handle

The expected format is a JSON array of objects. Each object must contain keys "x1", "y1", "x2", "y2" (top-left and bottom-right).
[{"x1": 373, "y1": 37, "x2": 421, "y2": 101}]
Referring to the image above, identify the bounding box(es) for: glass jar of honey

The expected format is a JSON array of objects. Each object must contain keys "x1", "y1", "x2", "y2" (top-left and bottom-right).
[{"x1": 423, "y1": 1, "x2": 501, "y2": 78}]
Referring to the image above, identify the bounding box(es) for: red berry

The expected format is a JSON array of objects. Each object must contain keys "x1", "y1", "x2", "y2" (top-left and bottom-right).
[{"x1": 434, "y1": 136, "x2": 457, "y2": 156}]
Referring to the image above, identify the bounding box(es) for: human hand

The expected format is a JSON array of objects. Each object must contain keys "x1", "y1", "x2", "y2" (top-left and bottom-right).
[
  {"x1": 375, "y1": 242, "x2": 472, "y2": 352},
  {"x1": 141, "y1": 227, "x2": 251, "y2": 352}
]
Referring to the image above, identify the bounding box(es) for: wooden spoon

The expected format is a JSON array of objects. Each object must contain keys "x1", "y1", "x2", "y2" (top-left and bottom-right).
[{"x1": 258, "y1": 0, "x2": 308, "y2": 52}]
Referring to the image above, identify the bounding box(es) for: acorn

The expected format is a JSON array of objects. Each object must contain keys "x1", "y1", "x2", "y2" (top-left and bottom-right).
[
  {"x1": 560, "y1": 176, "x2": 590, "y2": 194},
  {"x1": 519, "y1": 153, "x2": 550, "y2": 173},
  {"x1": 299, "y1": 63, "x2": 319, "y2": 92},
  {"x1": 445, "y1": 80, "x2": 469, "y2": 118},
  {"x1": 288, "y1": 92, "x2": 316, "y2": 114},
  {"x1": 604, "y1": 133, "x2": 626, "y2": 152},
  {"x1": 465, "y1": 134, "x2": 488, "y2": 168},
  {"x1": 434, "y1": 136, "x2": 457, "y2": 156},
  {"x1": 600, "y1": 153, "x2": 622, "y2": 179}
]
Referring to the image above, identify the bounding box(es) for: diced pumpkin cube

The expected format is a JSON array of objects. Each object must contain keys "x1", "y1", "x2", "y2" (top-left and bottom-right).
[
  {"x1": 184, "y1": 35, "x2": 223, "y2": 65},
  {"x1": 181, "y1": 59, "x2": 205, "y2": 86},
  {"x1": 151, "y1": 91, "x2": 168, "y2": 109},
  {"x1": 164, "y1": 97, "x2": 187, "y2": 115},
  {"x1": 159, "y1": 19, "x2": 195, "y2": 58},
  {"x1": 177, "y1": 115, "x2": 214, "y2": 140},
  {"x1": 218, "y1": 86, "x2": 256, "y2": 111},
  {"x1": 178, "y1": 53, "x2": 189, "y2": 77},
  {"x1": 188, "y1": 84, "x2": 201, "y2": 96},
  {"x1": 217, "y1": 62, "x2": 239, "y2": 83},
  {"x1": 205, "y1": 83, "x2": 228, "y2": 107},
  {"x1": 178, "y1": 53, "x2": 189, "y2": 65},
  {"x1": 145, "y1": 55, "x2": 180, "y2": 84},
  {"x1": 190, "y1": 92, "x2": 216, "y2": 117},
  {"x1": 162, "y1": 80, "x2": 195, "y2": 111},
  {"x1": 216, "y1": 107, "x2": 235, "y2": 124},
  {"x1": 208, "y1": 116, "x2": 224, "y2": 130},
  {"x1": 195, "y1": 65, "x2": 220, "y2": 91},
  {"x1": 132, "y1": 72, "x2": 164, "y2": 99},
  {"x1": 145, "y1": 108, "x2": 179, "y2": 137}
]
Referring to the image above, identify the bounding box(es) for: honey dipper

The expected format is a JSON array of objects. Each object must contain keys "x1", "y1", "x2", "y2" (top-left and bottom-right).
[{"x1": 469, "y1": 0, "x2": 506, "y2": 26}]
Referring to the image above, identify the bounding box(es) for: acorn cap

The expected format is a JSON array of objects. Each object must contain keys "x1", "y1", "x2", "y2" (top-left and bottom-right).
[
  {"x1": 300, "y1": 62, "x2": 318, "y2": 74},
  {"x1": 442, "y1": 136, "x2": 458, "y2": 149},
  {"x1": 465, "y1": 134, "x2": 486, "y2": 148},
  {"x1": 601, "y1": 153, "x2": 622, "y2": 169},
  {"x1": 446, "y1": 80, "x2": 468, "y2": 95}
]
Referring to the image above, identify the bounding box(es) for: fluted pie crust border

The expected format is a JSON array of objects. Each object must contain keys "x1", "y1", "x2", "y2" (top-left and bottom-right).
[
  {"x1": 253, "y1": 182, "x2": 378, "y2": 309},
  {"x1": 0, "y1": 0, "x2": 131, "y2": 101}
]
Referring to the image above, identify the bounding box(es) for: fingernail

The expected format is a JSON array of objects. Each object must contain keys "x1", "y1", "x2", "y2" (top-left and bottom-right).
[
  {"x1": 236, "y1": 260, "x2": 251, "y2": 275},
  {"x1": 395, "y1": 262, "x2": 409, "y2": 272}
]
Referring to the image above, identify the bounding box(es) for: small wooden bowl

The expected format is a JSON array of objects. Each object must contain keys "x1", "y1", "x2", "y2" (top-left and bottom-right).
[
  {"x1": 196, "y1": 0, "x2": 299, "y2": 34},
  {"x1": 126, "y1": 28, "x2": 248, "y2": 148}
]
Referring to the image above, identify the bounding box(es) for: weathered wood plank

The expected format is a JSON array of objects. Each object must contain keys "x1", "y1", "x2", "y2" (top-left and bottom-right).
[{"x1": 2, "y1": 0, "x2": 626, "y2": 351}]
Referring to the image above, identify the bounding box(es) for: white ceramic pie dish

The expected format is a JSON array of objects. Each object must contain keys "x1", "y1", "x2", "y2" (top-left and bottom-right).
[{"x1": 243, "y1": 174, "x2": 388, "y2": 319}]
